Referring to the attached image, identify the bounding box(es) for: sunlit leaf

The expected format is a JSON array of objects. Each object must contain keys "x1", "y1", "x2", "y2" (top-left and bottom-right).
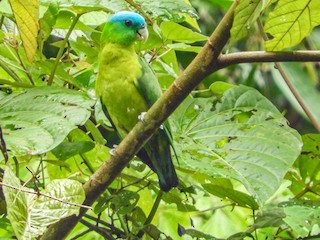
[
  {"x1": 2, "y1": 168, "x2": 29, "y2": 240},
  {"x1": 3, "y1": 167, "x2": 85, "y2": 239},
  {"x1": 264, "y1": 0, "x2": 320, "y2": 50},
  {"x1": 161, "y1": 22, "x2": 207, "y2": 43},
  {"x1": 9, "y1": 0, "x2": 39, "y2": 62}
]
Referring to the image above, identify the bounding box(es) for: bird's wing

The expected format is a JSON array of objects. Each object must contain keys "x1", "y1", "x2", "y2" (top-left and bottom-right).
[
  {"x1": 134, "y1": 57, "x2": 177, "y2": 158},
  {"x1": 135, "y1": 57, "x2": 163, "y2": 107}
]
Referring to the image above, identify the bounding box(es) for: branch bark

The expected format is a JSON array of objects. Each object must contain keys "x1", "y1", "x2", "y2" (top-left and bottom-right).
[{"x1": 217, "y1": 50, "x2": 320, "y2": 69}]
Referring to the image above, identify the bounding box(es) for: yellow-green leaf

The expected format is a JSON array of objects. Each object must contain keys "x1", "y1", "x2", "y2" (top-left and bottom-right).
[
  {"x1": 9, "y1": 0, "x2": 39, "y2": 62},
  {"x1": 264, "y1": 0, "x2": 320, "y2": 51},
  {"x1": 230, "y1": 0, "x2": 265, "y2": 45},
  {"x1": 160, "y1": 22, "x2": 208, "y2": 43}
]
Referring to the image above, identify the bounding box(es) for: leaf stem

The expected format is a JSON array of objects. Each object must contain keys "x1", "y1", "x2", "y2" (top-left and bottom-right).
[
  {"x1": 0, "y1": 58, "x2": 23, "y2": 82},
  {"x1": 137, "y1": 190, "x2": 164, "y2": 238},
  {"x1": 47, "y1": 14, "x2": 81, "y2": 86},
  {"x1": 15, "y1": 48, "x2": 35, "y2": 85},
  {"x1": 0, "y1": 78, "x2": 33, "y2": 88}
]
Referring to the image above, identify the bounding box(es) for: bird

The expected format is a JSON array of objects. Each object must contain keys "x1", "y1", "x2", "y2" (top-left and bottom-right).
[{"x1": 95, "y1": 11, "x2": 179, "y2": 192}]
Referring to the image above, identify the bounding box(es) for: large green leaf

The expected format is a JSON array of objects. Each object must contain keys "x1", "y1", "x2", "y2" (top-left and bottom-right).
[
  {"x1": 2, "y1": 167, "x2": 85, "y2": 239},
  {"x1": 0, "y1": 87, "x2": 95, "y2": 157},
  {"x1": 172, "y1": 85, "x2": 302, "y2": 205},
  {"x1": 264, "y1": 0, "x2": 320, "y2": 51}
]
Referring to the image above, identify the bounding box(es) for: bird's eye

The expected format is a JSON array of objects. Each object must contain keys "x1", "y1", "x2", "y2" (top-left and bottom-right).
[{"x1": 125, "y1": 19, "x2": 133, "y2": 27}]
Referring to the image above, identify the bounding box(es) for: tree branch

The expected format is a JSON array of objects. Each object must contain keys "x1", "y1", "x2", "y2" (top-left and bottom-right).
[
  {"x1": 40, "y1": 1, "x2": 239, "y2": 239},
  {"x1": 217, "y1": 50, "x2": 320, "y2": 69}
]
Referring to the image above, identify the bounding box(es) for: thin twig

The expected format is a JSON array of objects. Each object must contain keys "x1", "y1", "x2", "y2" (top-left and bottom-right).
[
  {"x1": 217, "y1": 50, "x2": 320, "y2": 69},
  {"x1": 80, "y1": 219, "x2": 116, "y2": 240},
  {"x1": 257, "y1": 18, "x2": 320, "y2": 133},
  {"x1": 83, "y1": 214, "x2": 126, "y2": 238},
  {"x1": 0, "y1": 126, "x2": 8, "y2": 163},
  {"x1": 47, "y1": 14, "x2": 81, "y2": 86},
  {"x1": 0, "y1": 182, "x2": 92, "y2": 210},
  {"x1": 69, "y1": 229, "x2": 92, "y2": 240},
  {"x1": 15, "y1": 48, "x2": 35, "y2": 85},
  {"x1": 125, "y1": 0, "x2": 153, "y2": 25}
]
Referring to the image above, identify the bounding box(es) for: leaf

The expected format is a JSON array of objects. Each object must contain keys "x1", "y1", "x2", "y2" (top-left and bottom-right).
[
  {"x1": 209, "y1": 81, "x2": 235, "y2": 95},
  {"x1": 253, "y1": 208, "x2": 286, "y2": 228},
  {"x1": 136, "y1": 0, "x2": 199, "y2": 22},
  {"x1": 271, "y1": 62, "x2": 320, "y2": 123},
  {"x1": 167, "y1": 43, "x2": 202, "y2": 53},
  {"x1": 227, "y1": 232, "x2": 254, "y2": 240},
  {"x1": 160, "y1": 22, "x2": 208, "y2": 43},
  {"x1": 264, "y1": 0, "x2": 320, "y2": 51},
  {"x1": 296, "y1": 134, "x2": 320, "y2": 182},
  {"x1": 9, "y1": 0, "x2": 39, "y2": 62},
  {"x1": 41, "y1": 0, "x2": 126, "y2": 15},
  {"x1": 3, "y1": 167, "x2": 85, "y2": 239},
  {"x1": 172, "y1": 85, "x2": 302, "y2": 205},
  {"x1": 29, "y1": 179, "x2": 85, "y2": 237},
  {"x1": 109, "y1": 190, "x2": 140, "y2": 215},
  {"x1": 0, "y1": 87, "x2": 95, "y2": 157},
  {"x1": 230, "y1": 0, "x2": 265, "y2": 45},
  {"x1": 51, "y1": 141, "x2": 95, "y2": 160},
  {"x1": 2, "y1": 167, "x2": 29, "y2": 240},
  {"x1": 202, "y1": 183, "x2": 259, "y2": 209},
  {"x1": 38, "y1": 3, "x2": 59, "y2": 50},
  {"x1": 181, "y1": 228, "x2": 217, "y2": 239},
  {"x1": 280, "y1": 200, "x2": 320, "y2": 236}
]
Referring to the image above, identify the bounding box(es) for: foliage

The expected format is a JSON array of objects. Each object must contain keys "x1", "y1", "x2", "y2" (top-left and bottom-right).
[{"x1": 0, "y1": 0, "x2": 319, "y2": 239}]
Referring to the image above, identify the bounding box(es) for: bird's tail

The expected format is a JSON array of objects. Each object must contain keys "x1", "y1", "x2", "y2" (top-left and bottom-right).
[{"x1": 137, "y1": 131, "x2": 179, "y2": 192}]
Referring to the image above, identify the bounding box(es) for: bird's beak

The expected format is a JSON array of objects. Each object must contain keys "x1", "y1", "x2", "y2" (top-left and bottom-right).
[{"x1": 137, "y1": 25, "x2": 149, "y2": 42}]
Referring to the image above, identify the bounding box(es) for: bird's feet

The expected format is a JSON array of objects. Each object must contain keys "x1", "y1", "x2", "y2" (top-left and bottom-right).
[
  {"x1": 138, "y1": 112, "x2": 147, "y2": 123},
  {"x1": 109, "y1": 144, "x2": 118, "y2": 156},
  {"x1": 138, "y1": 112, "x2": 164, "y2": 130}
]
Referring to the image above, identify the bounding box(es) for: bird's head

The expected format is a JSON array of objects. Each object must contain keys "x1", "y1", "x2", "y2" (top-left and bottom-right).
[{"x1": 101, "y1": 11, "x2": 149, "y2": 47}]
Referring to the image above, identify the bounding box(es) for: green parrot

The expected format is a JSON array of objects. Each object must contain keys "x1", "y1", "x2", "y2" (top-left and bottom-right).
[{"x1": 96, "y1": 11, "x2": 179, "y2": 192}]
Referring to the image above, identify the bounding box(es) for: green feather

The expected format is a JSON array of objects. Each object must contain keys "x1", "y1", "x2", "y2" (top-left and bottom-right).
[{"x1": 96, "y1": 15, "x2": 178, "y2": 191}]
